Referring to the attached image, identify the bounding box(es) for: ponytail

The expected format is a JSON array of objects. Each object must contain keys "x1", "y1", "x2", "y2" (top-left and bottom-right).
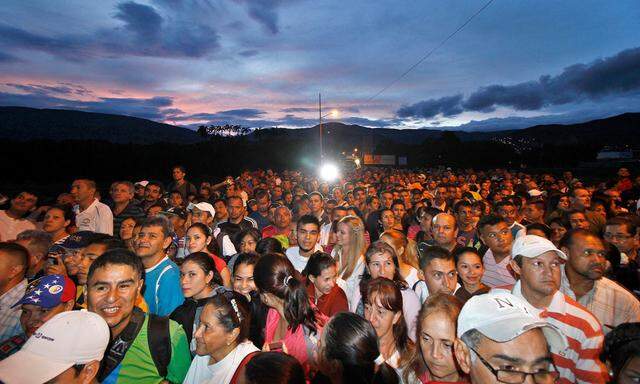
[
  {"x1": 373, "y1": 362, "x2": 399, "y2": 384},
  {"x1": 254, "y1": 253, "x2": 318, "y2": 335},
  {"x1": 283, "y1": 274, "x2": 317, "y2": 334}
]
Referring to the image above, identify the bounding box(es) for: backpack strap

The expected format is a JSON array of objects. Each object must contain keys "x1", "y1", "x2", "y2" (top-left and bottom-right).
[
  {"x1": 147, "y1": 314, "x2": 172, "y2": 379},
  {"x1": 230, "y1": 351, "x2": 259, "y2": 384}
]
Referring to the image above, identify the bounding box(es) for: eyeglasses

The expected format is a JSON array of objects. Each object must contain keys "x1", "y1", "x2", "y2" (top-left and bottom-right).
[{"x1": 468, "y1": 346, "x2": 559, "y2": 384}]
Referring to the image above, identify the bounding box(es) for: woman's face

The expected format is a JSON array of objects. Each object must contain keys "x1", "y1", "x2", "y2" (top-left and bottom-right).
[
  {"x1": 186, "y1": 228, "x2": 211, "y2": 253},
  {"x1": 180, "y1": 260, "x2": 212, "y2": 299},
  {"x1": 239, "y1": 234, "x2": 258, "y2": 253},
  {"x1": 42, "y1": 208, "x2": 69, "y2": 234},
  {"x1": 617, "y1": 355, "x2": 640, "y2": 384},
  {"x1": 119, "y1": 218, "x2": 136, "y2": 240},
  {"x1": 367, "y1": 251, "x2": 396, "y2": 280},
  {"x1": 194, "y1": 304, "x2": 235, "y2": 356},
  {"x1": 381, "y1": 211, "x2": 395, "y2": 230},
  {"x1": 233, "y1": 263, "x2": 256, "y2": 300},
  {"x1": 549, "y1": 222, "x2": 567, "y2": 244},
  {"x1": 364, "y1": 293, "x2": 400, "y2": 340},
  {"x1": 456, "y1": 252, "x2": 484, "y2": 287},
  {"x1": 335, "y1": 222, "x2": 352, "y2": 247},
  {"x1": 420, "y1": 311, "x2": 459, "y2": 381},
  {"x1": 557, "y1": 196, "x2": 570, "y2": 211}
]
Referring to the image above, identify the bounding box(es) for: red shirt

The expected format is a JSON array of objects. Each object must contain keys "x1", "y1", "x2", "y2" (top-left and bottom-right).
[
  {"x1": 210, "y1": 253, "x2": 227, "y2": 274},
  {"x1": 306, "y1": 283, "x2": 348, "y2": 318}
]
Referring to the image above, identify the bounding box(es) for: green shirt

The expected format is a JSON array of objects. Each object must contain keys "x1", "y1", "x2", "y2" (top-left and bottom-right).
[{"x1": 102, "y1": 315, "x2": 191, "y2": 384}]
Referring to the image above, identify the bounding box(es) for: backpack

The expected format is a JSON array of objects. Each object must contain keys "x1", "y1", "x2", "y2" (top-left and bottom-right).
[{"x1": 147, "y1": 314, "x2": 172, "y2": 378}]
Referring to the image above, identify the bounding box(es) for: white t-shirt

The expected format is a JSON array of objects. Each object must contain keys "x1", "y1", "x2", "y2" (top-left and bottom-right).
[
  {"x1": 183, "y1": 340, "x2": 259, "y2": 384},
  {"x1": 0, "y1": 210, "x2": 35, "y2": 241},
  {"x1": 74, "y1": 199, "x2": 113, "y2": 235},
  {"x1": 285, "y1": 244, "x2": 324, "y2": 273}
]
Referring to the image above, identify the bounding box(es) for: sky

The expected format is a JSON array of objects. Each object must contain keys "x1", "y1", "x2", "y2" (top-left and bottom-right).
[{"x1": 1, "y1": 0, "x2": 639, "y2": 131}]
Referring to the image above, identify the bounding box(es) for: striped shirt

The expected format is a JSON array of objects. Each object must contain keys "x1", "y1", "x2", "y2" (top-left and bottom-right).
[
  {"x1": 0, "y1": 279, "x2": 28, "y2": 341},
  {"x1": 510, "y1": 281, "x2": 608, "y2": 384},
  {"x1": 481, "y1": 249, "x2": 516, "y2": 288},
  {"x1": 560, "y1": 265, "x2": 640, "y2": 334}
]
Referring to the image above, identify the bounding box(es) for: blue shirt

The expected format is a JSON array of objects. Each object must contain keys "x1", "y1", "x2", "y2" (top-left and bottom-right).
[{"x1": 144, "y1": 257, "x2": 183, "y2": 316}]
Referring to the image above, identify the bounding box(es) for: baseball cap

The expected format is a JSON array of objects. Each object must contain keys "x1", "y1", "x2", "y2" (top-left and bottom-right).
[
  {"x1": 528, "y1": 189, "x2": 544, "y2": 197},
  {"x1": 60, "y1": 230, "x2": 95, "y2": 250},
  {"x1": 160, "y1": 206, "x2": 187, "y2": 220},
  {"x1": 188, "y1": 202, "x2": 216, "y2": 218},
  {"x1": 458, "y1": 291, "x2": 567, "y2": 352},
  {"x1": 12, "y1": 275, "x2": 76, "y2": 309},
  {"x1": 511, "y1": 235, "x2": 567, "y2": 260},
  {"x1": 134, "y1": 180, "x2": 149, "y2": 187},
  {"x1": 0, "y1": 311, "x2": 110, "y2": 384}
]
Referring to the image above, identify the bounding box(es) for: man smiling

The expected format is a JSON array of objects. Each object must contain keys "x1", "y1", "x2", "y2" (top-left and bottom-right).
[
  {"x1": 134, "y1": 216, "x2": 183, "y2": 316},
  {"x1": 87, "y1": 249, "x2": 190, "y2": 383}
]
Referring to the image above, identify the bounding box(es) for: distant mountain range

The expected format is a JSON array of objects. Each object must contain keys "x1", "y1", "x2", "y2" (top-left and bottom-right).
[
  {"x1": 0, "y1": 107, "x2": 200, "y2": 144},
  {"x1": 0, "y1": 106, "x2": 638, "y2": 148}
]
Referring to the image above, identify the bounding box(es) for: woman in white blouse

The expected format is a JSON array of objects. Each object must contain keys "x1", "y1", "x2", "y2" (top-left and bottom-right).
[{"x1": 183, "y1": 288, "x2": 259, "y2": 384}]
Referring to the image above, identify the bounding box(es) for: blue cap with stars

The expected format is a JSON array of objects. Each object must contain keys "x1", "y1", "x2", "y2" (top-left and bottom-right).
[{"x1": 12, "y1": 274, "x2": 76, "y2": 309}]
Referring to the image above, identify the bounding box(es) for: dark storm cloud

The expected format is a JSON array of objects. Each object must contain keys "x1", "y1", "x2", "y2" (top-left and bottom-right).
[
  {"x1": 5, "y1": 82, "x2": 92, "y2": 96},
  {"x1": 0, "y1": 1, "x2": 221, "y2": 60},
  {"x1": 398, "y1": 46, "x2": 640, "y2": 119},
  {"x1": 0, "y1": 90, "x2": 174, "y2": 120},
  {"x1": 397, "y1": 94, "x2": 464, "y2": 119},
  {"x1": 174, "y1": 108, "x2": 267, "y2": 121},
  {"x1": 113, "y1": 2, "x2": 163, "y2": 42},
  {"x1": 236, "y1": 0, "x2": 281, "y2": 34}
]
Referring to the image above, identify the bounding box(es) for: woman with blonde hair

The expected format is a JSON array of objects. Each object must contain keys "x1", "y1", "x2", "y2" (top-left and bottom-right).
[
  {"x1": 332, "y1": 215, "x2": 367, "y2": 311},
  {"x1": 379, "y1": 230, "x2": 421, "y2": 289}
]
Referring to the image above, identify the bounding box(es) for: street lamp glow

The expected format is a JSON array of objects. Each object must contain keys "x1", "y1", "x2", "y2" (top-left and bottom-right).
[{"x1": 319, "y1": 163, "x2": 339, "y2": 181}]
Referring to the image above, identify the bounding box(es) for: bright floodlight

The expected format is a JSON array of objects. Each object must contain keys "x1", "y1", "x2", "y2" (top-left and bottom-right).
[{"x1": 320, "y1": 163, "x2": 339, "y2": 181}]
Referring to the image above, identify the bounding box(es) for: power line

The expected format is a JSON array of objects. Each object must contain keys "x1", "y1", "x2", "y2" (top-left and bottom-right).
[{"x1": 366, "y1": 0, "x2": 495, "y2": 103}]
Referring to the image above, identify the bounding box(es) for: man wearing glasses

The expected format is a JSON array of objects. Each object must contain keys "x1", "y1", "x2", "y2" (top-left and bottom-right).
[
  {"x1": 507, "y1": 235, "x2": 608, "y2": 383},
  {"x1": 559, "y1": 229, "x2": 640, "y2": 334},
  {"x1": 454, "y1": 291, "x2": 566, "y2": 384}
]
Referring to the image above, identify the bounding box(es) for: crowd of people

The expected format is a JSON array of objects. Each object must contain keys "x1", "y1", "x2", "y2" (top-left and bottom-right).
[{"x1": 0, "y1": 165, "x2": 640, "y2": 383}]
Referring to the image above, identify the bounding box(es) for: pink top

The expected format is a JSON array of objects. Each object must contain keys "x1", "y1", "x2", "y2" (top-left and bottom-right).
[{"x1": 264, "y1": 307, "x2": 324, "y2": 375}]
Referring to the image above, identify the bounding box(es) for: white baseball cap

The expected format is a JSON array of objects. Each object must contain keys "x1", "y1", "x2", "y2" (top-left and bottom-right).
[
  {"x1": 0, "y1": 311, "x2": 110, "y2": 384},
  {"x1": 512, "y1": 234, "x2": 567, "y2": 260},
  {"x1": 134, "y1": 180, "x2": 149, "y2": 187},
  {"x1": 458, "y1": 291, "x2": 567, "y2": 352},
  {"x1": 189, "y1": 202, "x2": 216, "y2": 218}
]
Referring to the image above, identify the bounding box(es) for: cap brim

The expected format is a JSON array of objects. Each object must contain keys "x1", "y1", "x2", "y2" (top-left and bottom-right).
[
  {"x1": 477, "y1": 318, "x2": 568, "y2": 352},
  {"x1": 0, "y1": 349, "x2": 72, "y2": 384}
]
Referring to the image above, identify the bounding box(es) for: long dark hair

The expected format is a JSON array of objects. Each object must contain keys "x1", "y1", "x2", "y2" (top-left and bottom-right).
[
  {"x1": 245, "y1": 352, "x2": 305, "y2": 384},
  {"x1": 187, "y1": 222, "x2": 217, "y2": 254},
  {"x1": 254, "y1": 253, "x2": 318, "y2": 334},
  {"x1": 182, "y1": 252, "x2": 223, "y2": 287},
  {"x1": 205, "y1": 288, "x2": 251, "y2": 345},
  {"x1": 318, "y1": 312, "x2": 399, "y2": 384}
]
